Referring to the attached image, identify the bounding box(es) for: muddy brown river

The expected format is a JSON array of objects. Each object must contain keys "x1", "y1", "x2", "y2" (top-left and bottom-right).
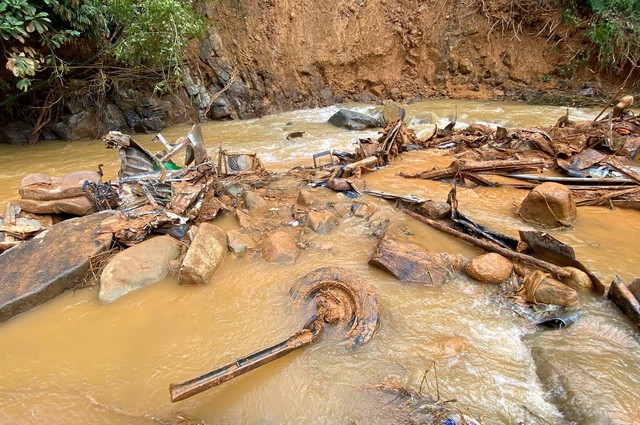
[{"x1": 0, "y1": 101, "x2": 639, "y2": 424}]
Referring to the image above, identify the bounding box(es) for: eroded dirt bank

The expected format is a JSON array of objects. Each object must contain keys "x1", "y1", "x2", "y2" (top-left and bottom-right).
[
  {"x1": 194, "y1": 0, "x2": 610, "y2": 120},
  {"x1": 3, "y1": 0, "x2": 625, "y2": 144}
]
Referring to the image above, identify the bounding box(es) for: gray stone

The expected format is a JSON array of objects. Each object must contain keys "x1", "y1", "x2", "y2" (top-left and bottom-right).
[
  {"x1": 0, "y1": 121, "x2": 32, "y2": 145},
  {"x1": 0, "y1": 211, "x2": 114, "y2": 322},
  {"x1": 328, "y1": 109, "x2": 382, "y2": 131},
  {"x1": 99, "y1": 235, "x2": 181, "y2": 303},
  {"x1": 179, "y1": 223, "x2": 227, "y2": 285}
]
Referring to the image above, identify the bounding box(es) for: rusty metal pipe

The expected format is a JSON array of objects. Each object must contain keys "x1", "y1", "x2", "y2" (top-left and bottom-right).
[{"x1": 169, "y1": 320, "x2": 322, "y2": 402}]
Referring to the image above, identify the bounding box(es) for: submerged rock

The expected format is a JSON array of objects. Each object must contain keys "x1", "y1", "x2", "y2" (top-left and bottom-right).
[
  {"x1": 328, "y1": 109, "x2": 382, "y2": 131},
  {"x1": 306, "y1": 209, "x2": 339, "y2": 233},
  {"x1": 99, "y1": 235, "x2": 181, "y2": 303},
  {"x1": 517, "y1": 182, "x2": 576, "y2": 228},
  {"x1": 0, "y1": 211, "x2": 114, "y2": 322},
  {"x1": 179, "y1": 223, "x2": 227, "y2": 285},
  {"x1": 260, "y1": 230, "x2": 300, "y2": 263},
  {"x1": 368, "y1": 233, "x2": 461, "y2": 284},
  {"x1": 421, "y1": 336, "x2": 468, "y2": 360},
  {"x1": 464, "y1": 253, "x2": 513, "y2": 284}
]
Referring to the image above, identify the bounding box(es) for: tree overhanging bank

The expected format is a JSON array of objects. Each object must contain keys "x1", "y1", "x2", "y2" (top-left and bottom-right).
[
  {"x1": 1, "y1": 0, "x2": 639, "y2": 144},
  {"x1": 0, "y1": 0, "x2": 205, "y2": 143}
]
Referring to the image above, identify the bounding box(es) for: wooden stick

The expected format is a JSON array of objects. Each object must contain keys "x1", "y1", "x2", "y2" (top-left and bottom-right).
[
  {"x1": 401, "y1": 158, "x2": 547, "y2": 180},
  {"x1": 403, "y1": 209, "x2": 572, "y2": 278}
]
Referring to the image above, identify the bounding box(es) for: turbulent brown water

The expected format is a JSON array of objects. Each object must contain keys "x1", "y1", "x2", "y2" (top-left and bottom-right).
[{"x1": 0, "y1": 101, "x2": 639, "y2": 424}]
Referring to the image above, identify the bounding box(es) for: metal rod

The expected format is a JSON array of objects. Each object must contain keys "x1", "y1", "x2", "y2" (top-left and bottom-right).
[{"x1": 169, "y1": 320, "x2": 322, "y2": 402}]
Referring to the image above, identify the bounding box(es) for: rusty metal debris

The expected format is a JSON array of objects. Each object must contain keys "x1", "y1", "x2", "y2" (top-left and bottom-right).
[
  {"x1": 217, "y1": 146, "x2": 265, "y2": 176},
  {"x1": 169, "y1": 266, "x2": 378, "y2": 402}
]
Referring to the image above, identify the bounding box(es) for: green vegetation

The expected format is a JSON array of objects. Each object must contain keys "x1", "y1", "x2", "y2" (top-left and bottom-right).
[
  {"x1": 566, "y1": 0, "x2": 640, "y2": 72},
  {"x1": 0, "y1": 0, "x2": 204, "y2": 94}
]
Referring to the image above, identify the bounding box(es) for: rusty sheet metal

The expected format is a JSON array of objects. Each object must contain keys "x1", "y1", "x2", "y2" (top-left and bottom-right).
[{"x1": 169, "y1": 267, "x2": 379, "y2": 402}]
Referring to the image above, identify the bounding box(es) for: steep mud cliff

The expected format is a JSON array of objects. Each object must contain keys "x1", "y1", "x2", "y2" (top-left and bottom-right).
[
  {"x1": 187, "y1": 0, "x2": 600, "y2": 121},
  {"x1": 0, "y1": 0, "x2": 618, "y2": 143}
]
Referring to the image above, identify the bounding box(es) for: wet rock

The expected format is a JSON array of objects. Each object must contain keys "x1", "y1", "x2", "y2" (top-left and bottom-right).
[
  {"x1": 408, "y1": 200, "x2": 451, "y2": 219},
  {"x1": 328, "y1": 109, "x2": 382, "y2": 131},
  {"x1": 520, "y1": 270, "x2": 578, "y2": 306},
  {"x1": 0, "y1": 211, "x2": 114, "y2": 322},
  {"x1": 99, "y1": 235, "x2": 181, "y2": 303},
  {"x1": 0, "y1": 121, "x2": 32, "y2": 145},
  {"x1": 260, "y1": 230, "x2": 300, "y2": 263},
  {"x1": 236, "y1": 209, "x2": 253, "y2": 229},
  {"x1": 464, "y1": 253, "x2": 513, "y2": 284},
  {"x1": 179, "y1": 223, "x2": 227, "y2": 285},
  {"x1": 517, "y1": 182, "x2": 577, "y2": 228},
  {"x1": 353, "y1": 201, "x2": 377, "y2": 218},
  {"x1": 382, "y1": 100, "x2": 405, "y2": 125},
  {"x1": 53, "y1": 109, "x2": 106, "y2": 141},
  {"x1": 629, "y1": 278, "x2": 640, "y2": 303},
  {"x1": 530, "y1": 341, "x2": 620, "y2": 424},
  {"x1": 607, "y1": 279, "x2": 640, "y2": 330},
  {"x1": 297, "y1": 189, "x2": 317, "y2": 206},
  {"x1": 560, "y1": 267, "x2": 593, "y2": 292},
  {"x1": 306, "y1": 209, "x2": 339, "y2": 233},
  {"x1": 243, "y1": 190, "x2": 266, "y2": 209},
  {"x1": 421, "y1": 336, "x2": 468, "y2": 360},
  {"x1": 320, "y1": 86, "x2": 336, "y2": 105},
  {"x1": 226, "y1": 229, "x2": 256, "y2": 254},
  {"x1": 368, "y1": 233, "x2": 457, "y2": 284},
  {"x1": 17, "y1": 196, "x2": 94, "y2": 216},
  {"x1": 102, "y1": 103, "x2": 128, "y2": 131}
]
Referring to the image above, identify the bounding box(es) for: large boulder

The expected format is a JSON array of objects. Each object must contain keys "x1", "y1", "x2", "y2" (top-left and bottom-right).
[
  {"x1": 517, "y1": 182, "x2": 577, "y2": 228},
  {"x1": 328, "y1": 109, "x2": 382, "y2": 131},
  {"x1": 464, "y1": 253, "x2": 513, "y2": 284},
  {"x1": 179, "y1": 223, "x2": 227, "y2": 285},
  {"x1": 368, "y1": 233, "x2": 462, "y2": 284},
  {"x1": 99, "y1": 235, "x2": 181, "y2": 303},
  {"x1": 0, "y1": 211, "x2": 114, "y2": 322}
]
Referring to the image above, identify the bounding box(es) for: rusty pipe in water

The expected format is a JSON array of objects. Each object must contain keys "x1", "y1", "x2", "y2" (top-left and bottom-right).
[{"x1": 169, "y1": 319, "x2": 322, "y2": 402}]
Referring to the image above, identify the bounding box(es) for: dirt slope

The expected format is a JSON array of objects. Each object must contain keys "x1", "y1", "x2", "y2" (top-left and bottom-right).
[{"x1": 194, "y1": 0, "x2": 596, "y2": 118}]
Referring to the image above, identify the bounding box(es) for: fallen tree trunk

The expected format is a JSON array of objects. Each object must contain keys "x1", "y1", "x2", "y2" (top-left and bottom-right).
[
  {"x1": 401, "y1": 159, "x2": 548, "y2": 180},
  {"x1": 402, "y1": 209, "x2": 572, "y2": 279}
]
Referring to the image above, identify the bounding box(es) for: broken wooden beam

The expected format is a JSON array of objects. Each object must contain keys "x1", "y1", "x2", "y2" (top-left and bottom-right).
[
  {"x1": 402, "y1": 209, "x2": 572, "y2": 279},
  {"x1": 401, "y1": 159, "x2": 548, "y2": 180}
]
